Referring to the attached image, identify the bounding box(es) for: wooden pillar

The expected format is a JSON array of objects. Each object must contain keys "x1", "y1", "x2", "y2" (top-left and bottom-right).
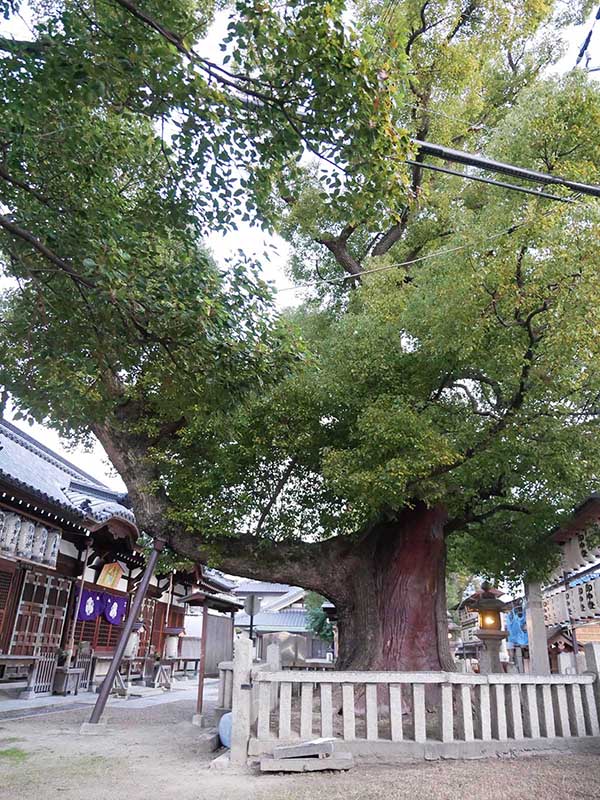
[
  {"x1": 196, "y1": 600, "x2": 209, "y2": 715},
  {"x1": 65, "y1": 537, "x2": 91, "y2": 667}
]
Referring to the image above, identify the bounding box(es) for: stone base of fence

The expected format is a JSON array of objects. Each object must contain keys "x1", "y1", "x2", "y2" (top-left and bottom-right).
[{"x1": 248, "y1": 734, "x2": 600, "y2": 761}]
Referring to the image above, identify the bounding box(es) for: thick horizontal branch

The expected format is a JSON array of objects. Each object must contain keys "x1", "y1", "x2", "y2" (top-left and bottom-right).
[
  {"x1": 0, "y1": 214, "x2": 96, "y2": 289},
  {"x1": 0, "y1": 37, "x2": 52, "y2": 56},
  {"x1": 446, "y1": 502, "x2": 531, "y2": 534}
]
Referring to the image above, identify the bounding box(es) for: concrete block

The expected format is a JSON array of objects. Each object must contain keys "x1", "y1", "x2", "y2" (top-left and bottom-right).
[
  {"x1": 195, "y1": 729, "x2": 220, "y2": 753},
  {"x1": 260, "y1": 752, "x2": 353, "y2": 772},
  {"x1": 79, "y1": 721, "x2": 108, "y2": 735},
  {"x1": 209, "y1": 752, "x2": 231, "y2": 771},
  {"x1": 273, "y1": 738, "x2": 336, "y2": 759}
]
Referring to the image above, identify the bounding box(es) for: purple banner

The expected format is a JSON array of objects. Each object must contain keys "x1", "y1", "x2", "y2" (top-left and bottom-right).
[
  {"x1": 77, "y1": 589, "x2": 105, "y2": 621},
  {"x1": 103, "y1": 594, "x2": 127, "y2": 625}
]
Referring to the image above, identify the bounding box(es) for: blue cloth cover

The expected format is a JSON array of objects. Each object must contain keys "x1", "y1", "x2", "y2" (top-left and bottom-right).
[
  {"x1": 76, "y1": 590, "x2": 127, "y2": 625},
  {"x1": 103, "y1": 594, "x2": 127, "y2": 625},
  {"x1": 506, "y1": 609, "x2": 528, "y2": 646}
]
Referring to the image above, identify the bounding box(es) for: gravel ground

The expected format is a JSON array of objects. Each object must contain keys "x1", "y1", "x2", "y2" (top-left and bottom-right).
[{"x1": 1, "y1": 698, "x2": 600, "y2": 800}]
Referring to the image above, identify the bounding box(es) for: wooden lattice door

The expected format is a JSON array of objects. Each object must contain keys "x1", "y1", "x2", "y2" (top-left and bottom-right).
[
  {"x1": 0, "y1": 566, "x2": 15, "y2": 651},
  {"x1": 10, "y1": 569, "x2": 71, "y2": 656}
]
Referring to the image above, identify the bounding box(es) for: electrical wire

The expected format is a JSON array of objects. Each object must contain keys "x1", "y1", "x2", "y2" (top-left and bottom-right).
[
  {"x1": 397, "y1": 101, "x2": 492, "y2": 133},
  {"x1": 405, "y1": 159, "x2": 575, "y2": 203},
  {"x1": 275, "y1": 194, "x2": 585, "y2": 293}
]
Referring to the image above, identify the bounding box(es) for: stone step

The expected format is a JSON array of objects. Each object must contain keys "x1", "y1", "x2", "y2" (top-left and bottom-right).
[
  {"x1": 273, "y1": 738, "x2": 336, "y2": 760},
  {"x1": 260, "y1": 752, "x2": 353, "y2": 773}
]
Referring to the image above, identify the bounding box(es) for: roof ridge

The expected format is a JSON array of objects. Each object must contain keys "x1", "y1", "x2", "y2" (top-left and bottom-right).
[
  {"x1": 0, "y1": 418, "x2": 107, "y2": 488},
  {"x1": 68, "y1": 479, "x2": 127, "y2": 503}
]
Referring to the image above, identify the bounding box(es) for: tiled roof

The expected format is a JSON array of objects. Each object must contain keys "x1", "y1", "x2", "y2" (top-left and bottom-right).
[
  {"x1": 0, "y1": 418, "x2": 136, "y2": 528},
  {"x1": 261, "y1": 587, "x2": 305, "y2": 612},
  {"x1": 203, "y1": 568, "x2": 236, "y2": 592},
  {"x1": 235, "y1": 608, "x2": 309, "y2": 633},
  {"x1": 233, "y1": 581, "x2": 295, "y2": 595}
]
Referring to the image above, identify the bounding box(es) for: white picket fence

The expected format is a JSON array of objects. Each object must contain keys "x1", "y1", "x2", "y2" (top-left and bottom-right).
[{"x1": 220, "y1": 638, "x2": 600, "y2": 764}]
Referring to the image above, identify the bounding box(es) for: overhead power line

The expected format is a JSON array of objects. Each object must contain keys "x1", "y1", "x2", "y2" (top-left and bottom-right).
[
  {"x1": 276, "y1": 190, "x2": 587, "y2": 294},
  {"x1": 404, "y1": 159, "x2": 575, "y2": 203},
  {"x1": 412, "y1": 139, "x2": 600, "y2": 199}
]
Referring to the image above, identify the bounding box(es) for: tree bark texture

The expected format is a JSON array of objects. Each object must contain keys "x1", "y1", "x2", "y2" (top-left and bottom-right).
[{"x1": 325, "y1": 504, "x2": 454, "y2": 672}]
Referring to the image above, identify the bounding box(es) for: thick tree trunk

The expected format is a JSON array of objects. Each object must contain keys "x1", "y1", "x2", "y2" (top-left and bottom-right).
[
  {"x1": 325, "y1": 504, "x2": 454, "y2": 672},
  {"x1": 93, "y1": 421, "x2": 452, "y2": 672}
]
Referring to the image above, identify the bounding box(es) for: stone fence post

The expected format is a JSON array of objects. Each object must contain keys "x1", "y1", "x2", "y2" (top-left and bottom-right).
[
  {"x1": 585, "y1": 642, "x2": 600, "y2": 708},
  {"x1": 230, "y1": 636, "x2": 253, "y2": 765},
  {"x1": 265, "y1": 643, "x2": 281, "y2": 711},
  {"x1": 525, "y1": 582, "x2": 551, "y2": 674}
]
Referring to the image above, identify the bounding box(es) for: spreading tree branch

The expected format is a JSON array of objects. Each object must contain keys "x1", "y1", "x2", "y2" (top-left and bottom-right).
[
  {"x1": 0, "y1": 214, "x2": 96, "y2": 289},
  {"x1": 254, "y1": 458, "x2": 297, "y2": 537},
  {"x1": 317, "y1": 224, "x2": 362, "y2": 277},
  {"x1": 446, "y1": 502, "x2": 531, "y2": 533}
]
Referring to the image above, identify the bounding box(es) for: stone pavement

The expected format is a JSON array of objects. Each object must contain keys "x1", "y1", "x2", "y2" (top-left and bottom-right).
[{"x1": 0, "y1": 675, "x2": 218, "y2": 719}]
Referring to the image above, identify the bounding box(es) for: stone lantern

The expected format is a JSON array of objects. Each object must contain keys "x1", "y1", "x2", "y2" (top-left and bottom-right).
[
  {"x1": 163, "y1": 626, "x2": 185, "y2": 659},
  {"x1": 124, "y1": 620, "x2": 145, "y2": 659},
  {"x1": 447, "y1": 615, "x2": 461, "y2": 659},
  {"x1": 465, "y1": 582, "x2": 509, "y2": 674}
]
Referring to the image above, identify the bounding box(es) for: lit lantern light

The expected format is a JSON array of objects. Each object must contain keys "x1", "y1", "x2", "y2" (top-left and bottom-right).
[{"x1": 479, "y1": 609, "x2": 502, "y2": 631}]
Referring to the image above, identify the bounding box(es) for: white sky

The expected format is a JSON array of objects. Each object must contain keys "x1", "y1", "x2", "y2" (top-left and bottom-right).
[{"x1": 1, "y1": 4, "x2": 599, "y2": 489}]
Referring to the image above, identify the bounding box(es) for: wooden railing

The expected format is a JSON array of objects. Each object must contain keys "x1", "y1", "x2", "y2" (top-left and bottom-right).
[
  {"x1": 32, "y1": 649, "x2": 58, "y2": 694},
  {"x1": 227, "y1": 638, "x2": 600, "y2": 764}
]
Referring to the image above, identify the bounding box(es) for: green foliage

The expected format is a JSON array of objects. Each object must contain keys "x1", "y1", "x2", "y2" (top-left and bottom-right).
[
  {"x1": 305, "y1": 591, "x2": 334, "y2": 643},
  {"x1": 0, "y1": 747, "x2": 28, "y2": 763},
  {"x1": 1, "y1": 1, "x2": 600, "y2": 591},
  {"x1": 137, "y1": 534, "x2": 194, "y2": 575}
]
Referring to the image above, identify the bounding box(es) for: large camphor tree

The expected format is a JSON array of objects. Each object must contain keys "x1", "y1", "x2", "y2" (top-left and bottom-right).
[{"x1": 2, "y1": 0, "x2": 600, "y2": 671}]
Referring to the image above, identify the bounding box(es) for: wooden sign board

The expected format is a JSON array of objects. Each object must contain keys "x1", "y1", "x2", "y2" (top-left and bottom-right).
[{"x1": 97, "y1": 562, "x2": 124, "y2": 590}]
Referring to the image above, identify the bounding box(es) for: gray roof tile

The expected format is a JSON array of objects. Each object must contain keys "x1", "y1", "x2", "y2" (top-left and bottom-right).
[
  {"x1": 233, "y1": 581, "x2": 295, "y2": 595},
  {"x1": 235, "y1": 608, "x2": 308, "y2": 632},
  {"x1": 0, "y1": 419, "x2": 135, "y2": 527}
]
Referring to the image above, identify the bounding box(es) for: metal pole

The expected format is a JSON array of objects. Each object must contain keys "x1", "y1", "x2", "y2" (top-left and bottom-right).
[
  {"x1": 88, "y1": 538, "x2": 165, "y2": 724},
  {"x1": 413, "y1": 139, "x2": 600, "y2": 198},
  {"x1": 195, "y1": 599, "x2": 208, "y2": 715},
  {"x1": 66, "y1": 537, "x2": 91, "y2": 668}
]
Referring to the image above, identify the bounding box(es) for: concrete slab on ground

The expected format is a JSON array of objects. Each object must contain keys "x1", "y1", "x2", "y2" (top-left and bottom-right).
[{"x1": 260, "y1": 752, "x2": 354, "y2": 772}]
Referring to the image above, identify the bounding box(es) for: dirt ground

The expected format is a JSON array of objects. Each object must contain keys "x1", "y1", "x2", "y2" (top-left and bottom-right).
[{"x1": 1, "y1": 698, "x2": 600, "y2": 800}]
